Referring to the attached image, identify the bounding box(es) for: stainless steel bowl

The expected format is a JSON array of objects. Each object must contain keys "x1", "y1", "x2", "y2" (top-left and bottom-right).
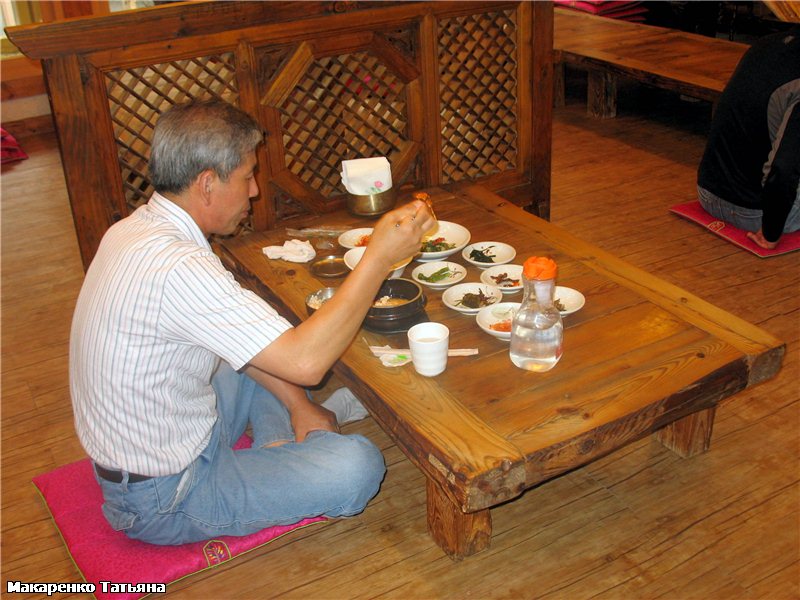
[
  {"x1": 346, "y1": 187, "x2": 398, "y2": 218},
  {"x1": 305, "y1": 287, "x2": 336, "y2": 315}
]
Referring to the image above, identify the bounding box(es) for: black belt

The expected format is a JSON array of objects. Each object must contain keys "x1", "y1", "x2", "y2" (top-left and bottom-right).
[{"x1": 95, "y1": 464, "x2": 153, "y2": 484}]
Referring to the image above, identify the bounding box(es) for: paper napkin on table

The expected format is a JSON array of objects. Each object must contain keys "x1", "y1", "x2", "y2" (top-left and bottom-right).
[
  {"x1": 341, "y1": 157, "x2": 392, "y2": 195},
  {"x1": 262, "y1": 239, "x2": 316, "y2": 263},
  {"x1": 370, "y1": 345, "x2": 412, "y2": 367}
]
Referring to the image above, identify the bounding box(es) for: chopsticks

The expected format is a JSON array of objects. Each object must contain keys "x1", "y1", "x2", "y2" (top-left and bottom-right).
[
  {"x1": 285, "y1": 226, "x2": 348, "y2": 238},
  {"x1": 368, "y1": 346, "x2": 478, "y2": 357},
  {"x1": 423, "y1": 197, "x2": 437, "y2": 221}
]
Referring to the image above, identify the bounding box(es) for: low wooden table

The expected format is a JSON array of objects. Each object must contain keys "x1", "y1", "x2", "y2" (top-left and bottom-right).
[
  {"x1": 218, "y1": 185, "x2": 784, "y2": 559},
  {"x1": 554, "y1": 8, "x2": 748, "y2": 118}
]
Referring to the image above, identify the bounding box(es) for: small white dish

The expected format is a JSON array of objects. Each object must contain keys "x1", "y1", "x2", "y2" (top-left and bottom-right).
[
  {"x1": 338, "y1": 227, "x2": 373, "y2": 249},
  {"x1": 462, "y1": 241, "x2": 516, "y2": 268},
  {"x1": 344, "y1": 246, "x2": 410, "y2": 279},
  {"x1": 480, "y1": 264, "x2": 523, "y2": 293},
  {"x1": 476, "y1": 302, "x2": 520, "y2": 341},
  {"x1": 417, "y1": 221, "x2": 471, "y2": 262},
  {"x1": 442, "y1": 282, "x2": 503, "y2": 314},
  {"x1": 411, "y1": 261, "x2": 466, "y2": 289},
  {"x1": 555, "y1": 286, "x2": 586, "y2": 316}
]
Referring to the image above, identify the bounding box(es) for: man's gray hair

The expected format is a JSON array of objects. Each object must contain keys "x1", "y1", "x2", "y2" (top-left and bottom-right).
[{"x1": 149, "y1": 99, "x2": 263, "y2": 194}]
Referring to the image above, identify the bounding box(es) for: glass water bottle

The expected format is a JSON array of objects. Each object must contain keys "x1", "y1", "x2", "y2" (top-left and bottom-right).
[{"x1": 509, "y1": 257, "x2": 563, "y2": 372}]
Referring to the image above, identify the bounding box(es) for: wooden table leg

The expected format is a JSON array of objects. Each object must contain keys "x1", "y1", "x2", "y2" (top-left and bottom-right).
[
  {"x1": 655, "y1": 407, "x2": 716, "y2": 458},
  {"x1": 554, "y1": 62, "x2": 566, "y2": 108},
  {"x1": 587, "y1": 69, "x2": 617, "y2": 118},
  {"x1": 426, "y1": 479, "x2": 492, "y2": 560}
]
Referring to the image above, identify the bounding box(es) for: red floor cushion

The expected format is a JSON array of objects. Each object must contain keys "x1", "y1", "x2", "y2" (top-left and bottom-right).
[{"x1": 32, "y1": 437, "x2": 326, "y2": 600}]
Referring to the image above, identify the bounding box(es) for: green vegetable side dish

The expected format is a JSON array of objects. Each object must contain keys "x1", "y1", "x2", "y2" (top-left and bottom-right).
[
  {"x1": 416, "y1": 266, "x2": 458, "y2": 283},
  {"x1": 469, "y1": 245, "x2": 496, "y2": 263},
  {"x1": 421, "y1": 237, "x2": 456, "y2": 253}
]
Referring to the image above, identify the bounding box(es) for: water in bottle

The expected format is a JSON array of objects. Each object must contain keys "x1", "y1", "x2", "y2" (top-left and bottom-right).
[{"x1": 510, "y1": 257, "x2": 563, "y2": 372}]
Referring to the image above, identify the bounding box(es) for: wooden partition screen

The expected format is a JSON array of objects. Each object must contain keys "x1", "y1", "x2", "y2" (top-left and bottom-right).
[{"x1": 7, "y1": 1, "x2": 553, "y2": 269}]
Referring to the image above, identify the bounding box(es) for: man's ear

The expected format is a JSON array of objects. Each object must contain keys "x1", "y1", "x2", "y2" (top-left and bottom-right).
[{"x1": 197, "y1": 170, "x2": 216, "y2": 203}]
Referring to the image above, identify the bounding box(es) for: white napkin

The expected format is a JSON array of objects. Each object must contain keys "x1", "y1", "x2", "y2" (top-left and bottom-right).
[
  {"x1": 262, "y1": 239, "x2": 316, "y2": 263},
  {"x1": 341, "y1": 157, "x2": 392, "y2": 195},
  {"x1": 370, "y1": 344, "x2": 412, "y2": 367}
]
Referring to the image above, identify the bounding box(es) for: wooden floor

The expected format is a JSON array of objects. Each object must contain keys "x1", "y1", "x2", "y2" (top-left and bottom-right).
[{"x1": 2, "y1": 82, "x2": 798, "y2": 599}]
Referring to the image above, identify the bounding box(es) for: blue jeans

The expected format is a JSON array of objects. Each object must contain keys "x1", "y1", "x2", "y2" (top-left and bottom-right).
[
  {"x1": 697, "y1": 185, "x2": 800, "y2": 234},
  {"x1": 95, "y1": 362, "x2": 386, "y2": 545}
]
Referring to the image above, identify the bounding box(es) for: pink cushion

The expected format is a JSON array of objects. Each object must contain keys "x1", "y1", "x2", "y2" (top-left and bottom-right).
[
  {"x1": 1, "y1": 128, "x2": 29, "y2": 164},
  {"x1": 554, "y1": 1, "x2": 644, "y2": 16},
  {"x1": 32, "y1": 436, "x2": 325, "y2": 600},
  {"x1": 670, "y1": 201, "x2": 800, "y2": 257}
]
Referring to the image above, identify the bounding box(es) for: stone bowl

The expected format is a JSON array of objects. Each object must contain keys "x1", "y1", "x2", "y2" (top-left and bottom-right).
[{"x1": 365, "y1": 278, "x2": 426, "y2": 332}]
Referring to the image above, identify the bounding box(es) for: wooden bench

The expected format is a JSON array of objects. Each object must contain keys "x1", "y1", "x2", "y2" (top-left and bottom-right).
[
  {"x1": 6, "y1": 1, "x2": 554, "y2": 269},
  {"x1": 553, "y1": 7, "x2": 749, "y2": 118}
]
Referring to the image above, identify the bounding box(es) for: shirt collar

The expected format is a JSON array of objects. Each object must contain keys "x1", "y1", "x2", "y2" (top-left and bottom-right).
[{"x1": 146, "y1": 191, "x2": 211, "y2": 250}]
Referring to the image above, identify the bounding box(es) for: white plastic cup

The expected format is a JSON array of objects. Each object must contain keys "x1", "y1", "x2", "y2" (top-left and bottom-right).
[{"x1": 407, "y1": 322, "x2": 450, "y2": 377}]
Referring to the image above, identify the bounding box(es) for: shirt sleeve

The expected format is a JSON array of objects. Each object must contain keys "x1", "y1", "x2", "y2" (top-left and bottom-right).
[
  {"x1": 158, "y1": 249, "x2": 293, "y2": 370},
  {"x1": 762, "y1": 100, "x2": 800, "y2": 242}
]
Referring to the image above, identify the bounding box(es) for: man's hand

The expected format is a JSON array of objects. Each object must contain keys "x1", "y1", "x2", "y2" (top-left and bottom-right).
[
  {"x1": 746, "y1": 229, "x2": 779, "y2": 250},
  {"x1": 242, "y1": 366, "x2": 339, "y2": 442},
  {"x1": 365, "y1": 200, "x2": 437, "y2": 274},
  {"x1": 291, "y1": 402, "x2": 339, "y2": 442}
]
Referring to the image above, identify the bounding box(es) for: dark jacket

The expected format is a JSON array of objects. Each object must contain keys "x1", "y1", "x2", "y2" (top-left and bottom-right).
[{"x1": 698, "y1": 26, "x2": 800, "y2": 241}]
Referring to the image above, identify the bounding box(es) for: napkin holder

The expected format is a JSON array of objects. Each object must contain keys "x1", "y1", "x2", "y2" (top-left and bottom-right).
[{"x1": 346, "y1": 186, "x2": 398, "y2": 218}]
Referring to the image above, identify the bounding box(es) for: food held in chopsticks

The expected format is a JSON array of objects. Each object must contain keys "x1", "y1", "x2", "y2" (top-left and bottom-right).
[{"x1": 413, "y1": 191, "x2": 437, "y2": 221}]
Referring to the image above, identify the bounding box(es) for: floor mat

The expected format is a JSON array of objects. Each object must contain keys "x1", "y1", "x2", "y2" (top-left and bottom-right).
[
  {"x1": 670, "y1": 201, "x2": 800, "y2": 257},
  {"x1": 32, "y1": 437, "x2": 326, "y2": 600}
]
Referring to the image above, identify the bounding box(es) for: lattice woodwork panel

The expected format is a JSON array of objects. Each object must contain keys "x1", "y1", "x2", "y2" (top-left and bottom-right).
[
  {"x1": 105, "y1": 54, "x2": 239, "y2": 213},
  {"x1": 438, "y1": 9, "x2": 518, "y2": 183},
  {"x1": 278, "y1": 51, "x2": 410, "y2": 198}
]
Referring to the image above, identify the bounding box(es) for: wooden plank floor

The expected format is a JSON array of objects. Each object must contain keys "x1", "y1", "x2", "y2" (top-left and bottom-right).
[{"x1": 2, "y1": 83, "x2": 798, "y2": 598}]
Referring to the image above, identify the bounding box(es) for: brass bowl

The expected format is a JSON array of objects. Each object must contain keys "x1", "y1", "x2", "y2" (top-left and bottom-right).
[{"x1": 346, "y1": 187, "x2": 398, "y2": 218}]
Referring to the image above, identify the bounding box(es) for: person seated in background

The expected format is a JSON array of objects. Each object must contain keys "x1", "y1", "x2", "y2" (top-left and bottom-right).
[
  {"x1": 69, "y1": 99, "x2": 435, "y2": 545},
  {"x1": 697, "y1": 24, "x2": 799, "y2": 249}
]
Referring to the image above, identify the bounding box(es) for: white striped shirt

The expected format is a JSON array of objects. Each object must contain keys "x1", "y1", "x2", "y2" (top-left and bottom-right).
[{"x1": 69, "y1": 193, "x2": 291, "y2": 476}]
